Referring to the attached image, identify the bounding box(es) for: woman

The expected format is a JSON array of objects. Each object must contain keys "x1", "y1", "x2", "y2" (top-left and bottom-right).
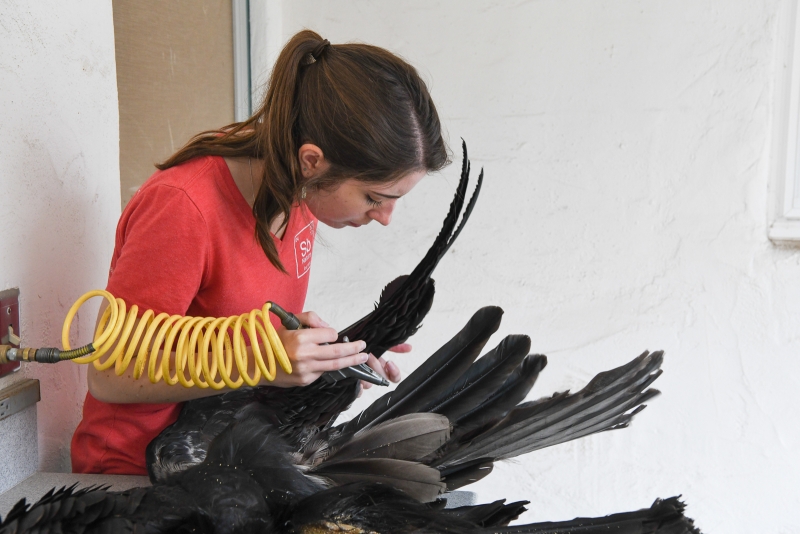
[{"x1": 71, "y1": 30, "x2": 449, "y2": 475}]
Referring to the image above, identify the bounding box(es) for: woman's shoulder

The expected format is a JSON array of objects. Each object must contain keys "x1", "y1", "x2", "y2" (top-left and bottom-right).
[
  {"x1": 140, "y1": 155, "x2": 226, "y2": 194},
  {"x1": 126, "y1": 156, "x2": 235, "y2": 215}
]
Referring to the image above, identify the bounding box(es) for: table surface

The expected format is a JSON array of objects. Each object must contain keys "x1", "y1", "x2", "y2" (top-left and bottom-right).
[{"x1": 0, "y1": 472, "x2": 151, "y2": 520}]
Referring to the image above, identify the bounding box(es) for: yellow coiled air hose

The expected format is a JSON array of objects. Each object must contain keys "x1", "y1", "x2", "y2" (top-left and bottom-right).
[{"x1": 0, "y1": 290, "x2": 292, "y2": 390}]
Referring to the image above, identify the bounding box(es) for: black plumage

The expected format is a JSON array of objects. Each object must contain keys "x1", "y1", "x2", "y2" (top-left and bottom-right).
[{"x1": 1, "y1": 308, "x2": 701, "y2": 532}]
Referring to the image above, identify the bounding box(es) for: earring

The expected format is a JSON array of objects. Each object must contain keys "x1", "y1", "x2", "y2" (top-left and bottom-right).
[{"x1": 301, "y1": 186, "x2": 307, "y2": 199}]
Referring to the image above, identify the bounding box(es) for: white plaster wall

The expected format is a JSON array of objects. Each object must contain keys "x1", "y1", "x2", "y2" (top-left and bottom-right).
[
  {"x1": 0, "y1": 1, "x2": 120, "y2": 487},
  {"x1": 265, "y1": 1, "x2": 797, "y2": 532}
]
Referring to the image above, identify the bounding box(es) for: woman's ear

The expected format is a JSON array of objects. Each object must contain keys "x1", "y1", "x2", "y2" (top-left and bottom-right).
[{"x1": 298, "y1": 143, "x2": 329, "y2": 179}]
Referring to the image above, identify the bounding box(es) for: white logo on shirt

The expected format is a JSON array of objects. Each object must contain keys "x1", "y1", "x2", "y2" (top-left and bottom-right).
[{"x1": 294, "y1": 222, "x2": 315, "y2": 278}]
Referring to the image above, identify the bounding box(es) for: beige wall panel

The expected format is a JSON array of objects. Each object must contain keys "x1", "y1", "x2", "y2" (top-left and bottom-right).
[{"x1": 114, "y1": 0, "x2": 235, "y2": 207}]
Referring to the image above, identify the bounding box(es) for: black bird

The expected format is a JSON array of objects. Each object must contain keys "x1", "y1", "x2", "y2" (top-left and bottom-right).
[
  {"x1": 147, "y1": 140, "x2": 483, "y2": 483},
  {"x1": 0, "y1": 308, "x2": 700, "y2": 533}
]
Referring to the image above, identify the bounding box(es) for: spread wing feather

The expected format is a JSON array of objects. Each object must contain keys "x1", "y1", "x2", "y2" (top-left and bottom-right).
[
  {"x1": 333, "y1": 306, "x2": 503, "y2": 439},
  {"x1": 311, "y1": 459, "x2": 446, "y2": 502},
  {"x1": 434, "y1": 351, "x2": 663, "y2": 469},
  {"x1": 428, "y1": 334, "x2": 532, "y2": 421},
  {"x1": 326, "y1": 413, "x2": 450, "y2": 463}
]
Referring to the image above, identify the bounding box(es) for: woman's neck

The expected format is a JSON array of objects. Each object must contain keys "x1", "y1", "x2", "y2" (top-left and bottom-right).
[{"x1": 224, "y1": 157, "x2": 287, "y2": 239}]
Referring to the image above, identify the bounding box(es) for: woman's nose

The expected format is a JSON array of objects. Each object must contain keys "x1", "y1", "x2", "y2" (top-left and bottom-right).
[{"x1": 369, "y1": 201, "x2": 395, "y2": 226}]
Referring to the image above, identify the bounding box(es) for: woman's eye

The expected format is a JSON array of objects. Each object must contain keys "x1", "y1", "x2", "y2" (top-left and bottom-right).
[{"x1": 366, "y1": 195, "x2": 383, "y2": 207}]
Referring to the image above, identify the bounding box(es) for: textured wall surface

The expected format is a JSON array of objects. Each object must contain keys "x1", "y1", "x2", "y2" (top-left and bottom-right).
[
  {"x1": 0, "y1": 1, "x2": 120, "y2": 488},
  {"x1": 273, "y1": 1, "x2": 796, "y2": 532},
  {"x1": 0, "y1": 407, "x2": 37, "y2": 495}
]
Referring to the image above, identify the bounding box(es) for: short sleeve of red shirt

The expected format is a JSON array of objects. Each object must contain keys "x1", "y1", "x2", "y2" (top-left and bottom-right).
[
  {"x1": 71, "y1": 156, "x2": 317, "y2": 475},
  {"x1": 108, "y1": 184, "x2": 209, "y2": 315}
]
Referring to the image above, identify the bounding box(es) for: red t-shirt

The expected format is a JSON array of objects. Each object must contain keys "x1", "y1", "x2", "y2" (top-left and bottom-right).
[{"x1": 71, "y1": 155, "x2": 317, "y2": 475}]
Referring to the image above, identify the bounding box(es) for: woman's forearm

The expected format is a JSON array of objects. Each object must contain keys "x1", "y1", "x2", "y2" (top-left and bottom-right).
[
  {"x1": 85, "y1": 305, "x2": 368, "y2": 403},
  {"x1": 87, "y1": 364, "x2": 225, "y2": 403}
]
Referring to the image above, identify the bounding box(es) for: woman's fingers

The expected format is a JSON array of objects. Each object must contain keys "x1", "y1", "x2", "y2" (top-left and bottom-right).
[
  {"x1": 387, "y1": 343, "x2": 412, "y2": 353},
  {"x1": 360, "y1": 354, "x2": 401, "y2": 389},
  {"x1": 290, "y1": 326, "x2": 339, "y2": 345},
  {"x1": 292, "y1": 351, "x2": 368, "y2": 376},
  {"x1": 295, "y1": 310, "x2": 330, "y2": 328},
  {"x1": 318, "y1": 352, "x2": 369, "y2": 371},
  {"x1": 365, "y1": 354, "x2": 388, "y2": 378},
  {"x1": 383, "y1": 359, "x2": 402, "y2": 383},
  {"x1": 300, "y1": 338, "x2": 366, "y2": 360},
  {"x1": 273, "y1": 310, "x2": 382, "y2": 387}
]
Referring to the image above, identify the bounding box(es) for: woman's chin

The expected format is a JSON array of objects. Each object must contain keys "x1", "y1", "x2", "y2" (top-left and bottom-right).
[
  {"x1": 320, "y1": 220, "x2": 366, "y2": 229},
  {"x1": 320, "y1": 220, "x2": 348, "y2": 229}
]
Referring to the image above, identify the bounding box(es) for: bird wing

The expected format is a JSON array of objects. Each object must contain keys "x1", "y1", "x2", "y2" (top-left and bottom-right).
[
  {"x1": 434, "y1": 350, "x2": 663, "y2": 473},
  {"x1": 331, "y1": 306, "x2": 503, "y2": 441}
]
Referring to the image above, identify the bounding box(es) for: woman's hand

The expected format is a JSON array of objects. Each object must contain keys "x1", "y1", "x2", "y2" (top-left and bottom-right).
[
  {"x1": 273, "y1": 311, "x2": 369, "y2": 387},
  {"x1": 360, "y1": 343, "x2": 409, "y2": 390}
]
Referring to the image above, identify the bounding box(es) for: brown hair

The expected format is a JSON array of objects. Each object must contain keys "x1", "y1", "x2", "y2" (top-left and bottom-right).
[{"x1": 158, "y1": 30, "x2": 449, "y2": 272}]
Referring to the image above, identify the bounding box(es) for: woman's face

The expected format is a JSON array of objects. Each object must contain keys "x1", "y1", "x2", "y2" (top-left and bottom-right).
[{"x1": 305, "y1": 170, "x2": 427, "y2": 229}]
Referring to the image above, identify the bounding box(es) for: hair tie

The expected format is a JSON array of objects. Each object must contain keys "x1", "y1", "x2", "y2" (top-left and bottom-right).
[{"x1": 311, "y1": 39, "x2": 330, "y2": 61}]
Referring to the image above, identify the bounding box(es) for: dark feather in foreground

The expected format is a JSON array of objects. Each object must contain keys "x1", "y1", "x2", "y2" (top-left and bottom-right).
[
  {"x1": 495, "y1": 497, "x2": 700, "y2": 534},
  {"x1": 289, "y1": 485, "x2": 699, "y2": 534}
]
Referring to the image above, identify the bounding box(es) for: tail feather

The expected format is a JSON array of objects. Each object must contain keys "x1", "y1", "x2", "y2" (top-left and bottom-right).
[
  {"x1": 436, "y1": 351, "x2": 663, "y2": 467},
  {"x1": 491, "y1": 496, "x2": 701, "y2": 534}
]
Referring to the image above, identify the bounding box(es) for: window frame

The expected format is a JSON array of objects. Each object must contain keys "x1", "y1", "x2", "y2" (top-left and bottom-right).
[{"x1": 769, "y1": 0, "x2": 800, "y2": 243}]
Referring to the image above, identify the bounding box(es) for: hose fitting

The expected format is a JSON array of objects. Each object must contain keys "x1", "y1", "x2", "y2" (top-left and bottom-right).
[
  {"x1": 0, "y1": 345, "x2": 11, "y2": 365},
  {"x1": 0, "y1": 345, "x2": 91, "y2": 364}
]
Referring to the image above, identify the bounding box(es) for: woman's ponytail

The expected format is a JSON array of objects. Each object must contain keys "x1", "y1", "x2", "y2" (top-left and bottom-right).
[{"x1": 251, "y1": 30, "x2": 329, "y2": 272}]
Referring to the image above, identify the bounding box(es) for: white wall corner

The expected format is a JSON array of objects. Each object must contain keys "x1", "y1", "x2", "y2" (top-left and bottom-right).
[
  {"x1": 769, "y1": 0, "x2": 800, "y2": 244},
  {"x1": 249, "y1": 0, "x2": 283, "y2": 104}
]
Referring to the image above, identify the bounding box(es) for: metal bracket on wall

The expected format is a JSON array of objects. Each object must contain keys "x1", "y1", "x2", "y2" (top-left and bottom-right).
[
  {"x1": 0, "y1": 288, "x2": 20, "y2": 378},
  {"x1": 0, "y1": 379, "x2": 40, "y2": 422}
]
